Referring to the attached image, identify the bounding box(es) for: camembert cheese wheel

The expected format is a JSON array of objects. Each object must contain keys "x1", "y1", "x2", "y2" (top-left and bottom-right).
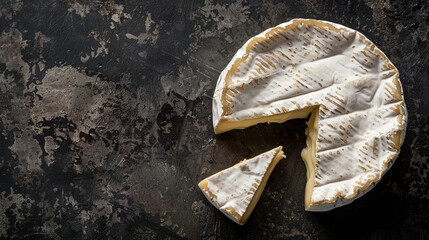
[
  {"x1": 199, "y1": 146, "x2": 285, "y2": 224},
  {"x1": 212, "y1": 19, "x2": 407, "y2": 211}
]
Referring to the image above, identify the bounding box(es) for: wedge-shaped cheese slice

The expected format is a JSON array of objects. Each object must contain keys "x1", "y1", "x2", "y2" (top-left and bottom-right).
[
  {"x1": 199, "y1": 146, "x2": 285, "y2": 225},
  {"x1": 213, "y1": 19, "x2": 407, "y2": 211}
]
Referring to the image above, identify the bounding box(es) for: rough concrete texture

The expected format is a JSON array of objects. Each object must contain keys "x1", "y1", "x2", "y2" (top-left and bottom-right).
[{"x1": 0, "y1": 0, "x2": 428, "y2": 239}]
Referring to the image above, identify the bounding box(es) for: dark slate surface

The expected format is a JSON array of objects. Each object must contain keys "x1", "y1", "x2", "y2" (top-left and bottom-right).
[{"x1": 0, "y1": 0, "x2": 428, "y2": 239}]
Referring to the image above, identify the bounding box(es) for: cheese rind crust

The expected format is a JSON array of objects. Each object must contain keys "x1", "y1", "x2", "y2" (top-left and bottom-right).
[
  {"x1": 199, "y1": 146, "x2": 285, "y2": 224},
  {"x1": 212, "y1": 19, "x2": 407, "y2": 211}
]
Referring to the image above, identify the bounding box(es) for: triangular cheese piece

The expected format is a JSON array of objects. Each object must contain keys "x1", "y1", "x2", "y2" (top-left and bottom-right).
[{"x1": 199, "y1": 146, "x2": 285, "y2": 225}]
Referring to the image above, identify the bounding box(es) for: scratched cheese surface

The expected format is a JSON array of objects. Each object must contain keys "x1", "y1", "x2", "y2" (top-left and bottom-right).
[{"x1": 212, "y1": 19, "x2": 407, "y2": 211}]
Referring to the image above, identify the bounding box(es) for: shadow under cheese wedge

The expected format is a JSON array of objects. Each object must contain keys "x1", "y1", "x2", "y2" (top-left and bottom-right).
[{"x1": 198, "y1": 146, "x2": 285, "y2": 225}]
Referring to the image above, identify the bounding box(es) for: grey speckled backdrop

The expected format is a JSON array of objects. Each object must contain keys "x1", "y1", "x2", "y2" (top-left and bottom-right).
[{"x1": 0, "y1": 0, "x2": 428, "y2": 239}]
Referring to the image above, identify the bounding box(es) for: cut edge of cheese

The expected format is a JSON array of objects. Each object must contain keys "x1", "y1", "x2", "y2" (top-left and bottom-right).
[
  {"x1": 199, "y1": 146, "x2": 285, "y2": 225},
  {"x1": 301, "y1": 107, "x2": 319, "y2": 210}
]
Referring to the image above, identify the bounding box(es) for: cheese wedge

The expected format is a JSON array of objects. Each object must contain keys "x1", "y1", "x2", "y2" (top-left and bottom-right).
[
  {"x1": 199, "y1": 146, "x2": 285, "y2": 225},
  {"x1": 212, "y1": 19, "x2": 407, "y2": 211}
]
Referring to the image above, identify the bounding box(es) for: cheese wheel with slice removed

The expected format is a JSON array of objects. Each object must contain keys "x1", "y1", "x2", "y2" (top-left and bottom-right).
[
  {"x1": 212, "y1": 19, "x2": 407, "y2": 211},
  {"x1": 199, "y1": 146, "x2": 285, "y2": 224}
]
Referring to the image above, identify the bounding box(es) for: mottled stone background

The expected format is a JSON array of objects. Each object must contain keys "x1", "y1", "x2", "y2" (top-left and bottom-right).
[{"x1": 0, "y1": 0, "x2": 428, "y2": 239}]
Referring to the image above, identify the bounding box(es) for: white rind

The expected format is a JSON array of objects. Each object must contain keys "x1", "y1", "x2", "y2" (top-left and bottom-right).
[
  {"x1": 212, "y1": 19, "x2": 408, "y2": 211},
  {"x1": 199, "y1": 147, "x2": 283, "y2": 224}
]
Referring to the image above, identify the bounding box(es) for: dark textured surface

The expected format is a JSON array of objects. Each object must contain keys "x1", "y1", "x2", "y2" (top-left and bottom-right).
[{"x1": 0, "y1": 0, "x2": 428, "y2": 239}]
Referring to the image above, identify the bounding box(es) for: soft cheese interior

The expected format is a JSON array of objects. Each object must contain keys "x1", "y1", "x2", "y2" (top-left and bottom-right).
[{"x1": 301, "y1": 108, "x2": 319, "y2": 210}]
